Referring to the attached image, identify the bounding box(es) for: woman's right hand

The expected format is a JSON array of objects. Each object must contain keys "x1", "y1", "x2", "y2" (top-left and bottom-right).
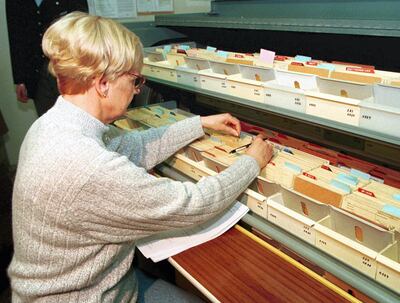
[
  {"x1": 16, "y1": 83, "x2": 29, "y2": 103},
  {"x1": 246, "y1": 135, "x2": 274, "y2": 169}
]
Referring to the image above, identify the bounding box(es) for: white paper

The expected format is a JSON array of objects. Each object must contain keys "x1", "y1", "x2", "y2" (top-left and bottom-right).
[
  {"x1": 136, "y1": 201, "x2": 249, "y2": 262},
  {"x1": 89, "y1": 0, "x2": 137, "y2": 18},
  {"x1": 137, "y1": 0, "x2": 173, "y2": 13}
]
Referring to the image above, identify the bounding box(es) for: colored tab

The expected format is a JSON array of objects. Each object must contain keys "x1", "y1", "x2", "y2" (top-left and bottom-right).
[
  {"x1": 284, "y1": 161, "x2": 302, "y2": 174},
  {"x1": 350, "y1": 168, "x2": 370, "y2": 181},
  {"x1": 153, "y1": 108, "x2": 165, "y2": 116},
  {"x1": 209, "y1": 136, "x2": 222, "y2": 143},
  {"x1": 358, "y1": 187, "x2": 376, "y2": 198},
  {"x1": 303, "y1": 172, "x2": 316, "y2": 180},
  {"x1": 167, "y1": 117, "x2": 177, "y2": 123},
  {"x1": 217, "y1": 50, "x2": 228, "y2": 58},
  {"x1": 330, "y1": 180, "x2": 351, "y2": 194},
  {"x1": 346, "y1": 66, "x2": 375, "y2": 74},
  {"x1": 317, "y1": 63, "x2": 335, "y2": 71},
  {"x1": 306, "y1": 61, "x2": 319, "y2": 66},
  {"x1": 259, "y1": 48, "x2": 275, "y2": 65},
  {"x1": 163, "y1": 45, "x2": 172, "y2": 53},
  {"x1": 393, "y1": 194, "x2": 400, "y2": 201},
  {"x1": 206, "y1": 46, "x2": 217, "y2": 52},
  {"x1": 291, "y1": 62, "x2": 304, "y2": 66},
  {"x1": 178, "y1": 44, "x2": 191, "y2": 51},
  {"x1": 321, "y1": 165, "x2": 332, "y2": 172},
  {"x1": 336, "y1": 173, "x2": 359, "y2": 186},
  {"x1": 294, "y1": 55, "x2": 312, "y2": 63},
  {"x1": 382, "y1": 205, "x2": 400, "y2": 218},
  {"x1": 275, "y1": 55, "x2": 287, "y2": 61}
]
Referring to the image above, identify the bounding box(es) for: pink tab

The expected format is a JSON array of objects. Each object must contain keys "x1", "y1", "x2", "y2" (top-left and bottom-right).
[{"x1": 260, "y1": 48, "x2": 275, "y2": 65}]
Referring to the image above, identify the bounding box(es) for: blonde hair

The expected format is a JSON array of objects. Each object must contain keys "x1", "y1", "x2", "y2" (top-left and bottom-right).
[{"x1": 42, "y1": 12, "x2": 143, "y2": 95}]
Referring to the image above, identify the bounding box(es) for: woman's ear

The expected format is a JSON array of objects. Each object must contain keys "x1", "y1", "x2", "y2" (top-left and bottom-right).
[{"x1": 94, "y1": 75, "x2": 109, "y2": 97}]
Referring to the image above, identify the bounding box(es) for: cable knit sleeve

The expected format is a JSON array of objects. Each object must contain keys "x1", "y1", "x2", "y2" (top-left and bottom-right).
[
  {"x1": 105, "y1": 116, "x2": 205, "y2": 170},
  {"x1": 69, "y1": 152, "x2": 259, "y2": 243}
]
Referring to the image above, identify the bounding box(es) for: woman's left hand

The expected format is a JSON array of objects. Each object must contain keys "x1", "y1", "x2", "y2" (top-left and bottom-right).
[{"x1": 200, "y1": 113, "x2": 241, "y2": 137}]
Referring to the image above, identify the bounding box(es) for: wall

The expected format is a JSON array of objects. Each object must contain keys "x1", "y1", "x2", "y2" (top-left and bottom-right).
[{"x1": 0, "y1": 0, "x2": 210, "y2": 166}]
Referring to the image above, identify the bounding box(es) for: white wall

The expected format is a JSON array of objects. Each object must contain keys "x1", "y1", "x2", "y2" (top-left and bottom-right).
[{"x1": 0, "y1": 0, "x2": 210, "y2": 166}]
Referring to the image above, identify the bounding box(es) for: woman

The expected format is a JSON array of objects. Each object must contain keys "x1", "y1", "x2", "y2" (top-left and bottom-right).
[{"x1": 8, "y1": 12, "x2": 273, "y2": 302}]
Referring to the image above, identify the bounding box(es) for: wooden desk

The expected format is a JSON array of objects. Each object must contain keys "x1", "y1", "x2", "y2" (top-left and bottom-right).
[{"x1": 170, "y1": 225, "x2": 360, "y2": 303}]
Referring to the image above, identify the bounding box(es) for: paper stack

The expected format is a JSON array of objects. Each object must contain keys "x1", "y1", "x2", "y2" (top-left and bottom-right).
[{"x1": 136, "y1": 201, "x2": 249, "y2": 262}]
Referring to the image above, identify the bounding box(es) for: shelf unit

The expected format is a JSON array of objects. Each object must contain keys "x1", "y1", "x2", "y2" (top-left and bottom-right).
[
  {"x1": 145, "y1": 75, "x2": 400, "y2": 170},
  {"x1": 141, "y1": 3, "x2": 400, "y2": 301}
]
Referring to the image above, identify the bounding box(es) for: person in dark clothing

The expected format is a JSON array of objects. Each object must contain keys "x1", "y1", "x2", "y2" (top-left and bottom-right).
[{"x1": 6, "y1": 0, "x2": 88, "y2": 116}]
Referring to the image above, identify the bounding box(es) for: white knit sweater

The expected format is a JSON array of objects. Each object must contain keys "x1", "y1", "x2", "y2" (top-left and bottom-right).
[{"x1": 8, "y1": 96, "x2": 260, "y2": 302}]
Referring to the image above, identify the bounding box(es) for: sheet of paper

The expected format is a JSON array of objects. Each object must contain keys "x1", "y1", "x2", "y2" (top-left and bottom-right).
[
  {"x1": 89, "y1": 0, "x2": 137, "y2": 18},
  {"x1": 137, "y1": 0, "x2": 173, "y2": 13},
  {"x1": 136, "y1": 201, "x2": 249, "y2": 262}
]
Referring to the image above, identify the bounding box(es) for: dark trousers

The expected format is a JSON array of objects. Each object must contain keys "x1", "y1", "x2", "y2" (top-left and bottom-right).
[{"x1": 34, "y1": 62, "x2": 59, "y2": 117}]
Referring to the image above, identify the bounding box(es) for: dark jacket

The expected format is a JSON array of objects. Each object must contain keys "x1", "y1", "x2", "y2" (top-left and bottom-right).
[{"x1": 6, "y1": 0, "x2": 88, "y2": 99}]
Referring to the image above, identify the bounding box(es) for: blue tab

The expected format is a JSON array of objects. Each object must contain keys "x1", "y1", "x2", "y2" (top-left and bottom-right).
[
  {"x1": 284, "y1": 161, "x2": 302, "y2": 174},
  {"x1": 167, "y1": 117, "x2": 177, "y2": 123},
  {"x1": 336, "y1": 173, "x2": 359, "y2": 186},
  {"x1": 209, "y1": 136, "x2": 222, "y2": 143},
  {"x1": 283, "y1": 147, "x2": 294, "y2": 155},
  {"x1": 217, "y1": 50, "x2": 228, "y2": 58},
  {"x1": 317, "y1": 63, "x2": 335, "y2": 71},
  {"x1": 350, "y1": 168, "x2": 370, "y2": 181},
  {"x1": 382, "y1": 205, "x2": 400, "y2": 218},
  {"x1": 178, "y1": 44, "x2": 191, "y2": 51},
  {"x1": 153, "y1": 108, "x2": 165, "y2": 116},
  {"x1": 393, "y1": 194, "x2": 400, "y2": 202},
  {"x1": 163, "y1": 45, "x2": 172, "y2": 53},
  {"x1": 330, "y1": 180, "x2": 351, "y2": 194},
  {"x1": 206, "y1": 46, "x2": 217, "y2": 52},
  {"x1": 294, "y1": 55, "x2": 312, "y2": 63}
]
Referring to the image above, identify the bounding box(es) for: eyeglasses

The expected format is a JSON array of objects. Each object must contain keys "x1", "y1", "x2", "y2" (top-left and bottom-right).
[{"x1": 128, "y1": 72, "x2": 146, "y2": 90}]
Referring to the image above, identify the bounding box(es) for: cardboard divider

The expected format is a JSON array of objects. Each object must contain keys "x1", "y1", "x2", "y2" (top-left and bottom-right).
[
  {"x1": 261, "y1": 70, "x2": 317, "y2": 113},
  {"x1": 359, "y1": 84, "x2": 400, "y2": 137},
  {"x1": 376, "y1": 235, "x2": 400, "y2": 292},
  {"x1": 227, "y1": 65, "x2": 275, "y2": 103},
  {"x1": 305, "y1": 78, "x2": 374, "y2": 126},
  {"x1": 267, "y1": 188, "x2": 330, "y2": 244},
  {"x1": 314, "y1": 207, "x2": 394, "y2": 278}
]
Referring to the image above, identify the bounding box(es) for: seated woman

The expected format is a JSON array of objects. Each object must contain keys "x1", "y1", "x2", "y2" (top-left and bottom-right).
[{"x1": 8, "y1": 12, "x2": 273, "y2": 303}]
